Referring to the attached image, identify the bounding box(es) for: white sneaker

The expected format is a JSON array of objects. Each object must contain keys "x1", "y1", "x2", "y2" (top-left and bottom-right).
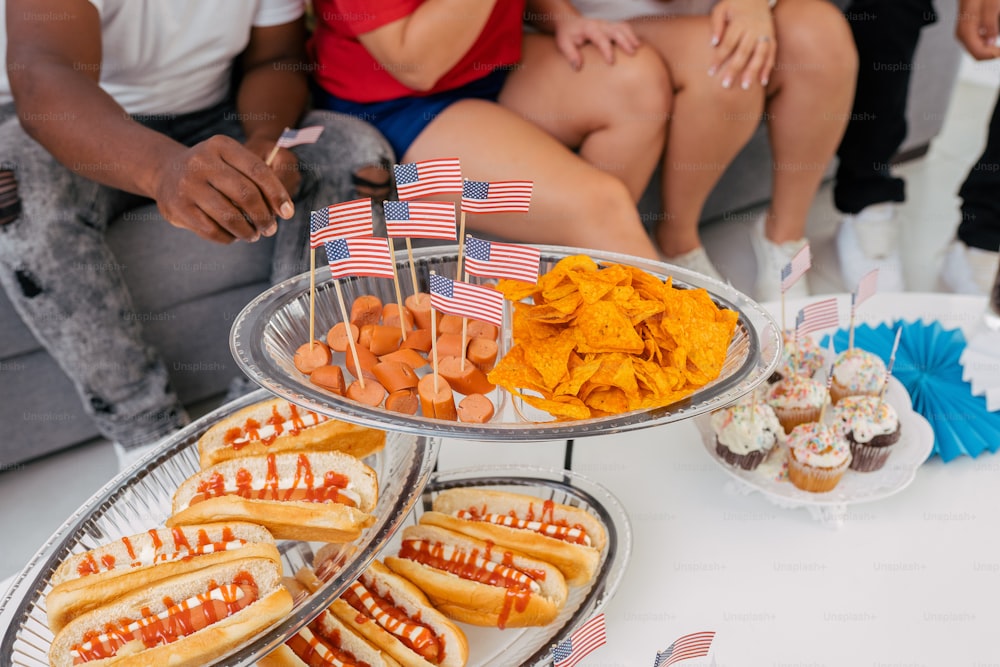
[
  {"x1": 836, "y1": 202, "x2": 905, "y2": 292},
  {"x1": 662, "y1": 246, "x2": 724, "y2": 282},
  {"x1": 750, "y1": 214, "x2": 810, "y2": 302},
  {"x1": 939, "y1": 240, "x2": 999, "y2": 295}
]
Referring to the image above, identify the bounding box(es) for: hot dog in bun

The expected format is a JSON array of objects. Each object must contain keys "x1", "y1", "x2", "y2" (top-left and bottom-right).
[
  {"x1": 168, "y1": 452, "x2": 378, "y2": 543},
  {"x1": 421, "y1": 488, "x2": 606, "y2": 585},
  {"x1": 198, "y1": 397, "x2": 385, "y2": 468},
  {"x1": 384, "y1": 524, "x2": 568, "y2": 629},
  {"x1": 48, "y1": 558, "x2": 292, "y2": 667},
  {"x1": 261, "y1": 609, "x2": 403, "y2": 667},
  {"x1": 330, "y1": 561, "x2": 468, "y2": 667},
  {"x1": 46, "y1": 522, "x2": 279, "y2": 633}
]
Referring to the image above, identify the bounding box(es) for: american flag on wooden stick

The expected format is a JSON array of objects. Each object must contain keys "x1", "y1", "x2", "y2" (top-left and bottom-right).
[
  {"x1": 325, "y1": 237, "x2": 394, "y2": 280},
  {"x1": 383, "y1": 200, "x2": 456, "y2": 240},
  {"x1": 795, "y1": 297, "x2": 840, "y2": 339},
  {"x1": 429, "y1": 274, "x2": 503, "y2": 326},
  {"x1": 310, "y1": 199, "x2": 373, "y2": 247},
  {"x1": 461, "y1": 179, "x2": 532, "y2": 214},
  {"x1": 852, "y1": 268, "x2": 879, "y2": 309},
  {"x1": 780, "y1": 243, "x2": 811, "y2": 293},
  {"x1": 276, "y1": 126, "x2": 324, "y2": 148},
  {"x1": 393, "y1": 158, "x2": 462, "y2": 200},
  {"x1": 552, "y1": 613, "x2": 607, "y2": 667},
  {"x1": 464, "y1": 236, "x2": 540, "y2": 284},
  {"x1": 654, "y1": 631, "x2": 715, "y2": 667}
]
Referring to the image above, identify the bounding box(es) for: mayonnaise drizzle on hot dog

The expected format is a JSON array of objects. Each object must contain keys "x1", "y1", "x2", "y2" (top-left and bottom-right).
[
  {"x1": 289, "y1": 627, "x2": 351, "y2": 667},
  {"x1": 133, "y1": 539, "x2": 248, "y2": 569},
  {"x1": 346, "y1": 581, "x2": 437, "y2": 652},
  {"x1": 179, "y1": 472, "x2": 361, "y2": 510},
  {"x1": 225, "y1": 409, "x2": 329, "y2": 447},
  {"x1": 454, "y1": 510, "x2": 591, "y2": 546}
]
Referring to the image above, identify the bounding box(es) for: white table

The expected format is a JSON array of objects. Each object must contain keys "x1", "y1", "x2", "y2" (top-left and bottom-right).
[{"x1": 436, "y1": 293, "x2": 1000, "y2": 666}]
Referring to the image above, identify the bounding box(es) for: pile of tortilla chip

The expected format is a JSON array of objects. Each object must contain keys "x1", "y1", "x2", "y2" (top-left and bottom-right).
[{"x1": 487, "y1": 255, "x2": 739, "y2": 420}]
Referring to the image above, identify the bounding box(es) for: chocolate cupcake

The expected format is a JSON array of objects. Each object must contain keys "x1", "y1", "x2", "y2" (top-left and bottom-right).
[
  {"x1": 711, "y1": 403, "x2": 783, "y2": 470},
  {"x1": 831, "y1": 395, "x2": 901, "y2": 472}
]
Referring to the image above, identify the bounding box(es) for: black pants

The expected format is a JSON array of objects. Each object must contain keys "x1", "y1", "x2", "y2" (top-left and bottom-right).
[
  {"x1": 957, "y1": 92, "x2": 1000, "y2": 251},
  {"x1": 834, "y1": 0, "x2": 936, "y2": 214}
]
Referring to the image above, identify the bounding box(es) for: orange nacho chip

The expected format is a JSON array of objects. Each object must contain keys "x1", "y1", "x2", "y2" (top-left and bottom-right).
[{"x1": 489, "y1": 255, "x2": 738, "y2": 420}]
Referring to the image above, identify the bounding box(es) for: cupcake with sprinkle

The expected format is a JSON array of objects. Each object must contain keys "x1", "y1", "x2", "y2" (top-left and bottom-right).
[
  {"x1": 766, "y1": 374, "x2": 828, "y2": 434},
  {"x1": 831, "y1": 395, "x2": 901, "y2": 472},
  {"x1": 786, "y1": 421, "x2": 852, "y2": 492},
  {"x1": 769, "y1": 331, "x2": 826, "y2": 383},
  {"x1": 829, "y1": 347, "x2": 887, "y2": 404},
  {"x1": 711, "y1": 403, "x2": 784, "y2": 471}
]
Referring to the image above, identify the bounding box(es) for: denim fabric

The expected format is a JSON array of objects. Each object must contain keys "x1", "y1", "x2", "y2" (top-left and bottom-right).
[{"x1": 0, "y1": 102, "x2": 392, "y2": 447}]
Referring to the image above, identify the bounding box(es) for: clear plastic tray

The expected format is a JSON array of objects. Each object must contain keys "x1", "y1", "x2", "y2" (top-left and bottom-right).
[
  {"x1": 0, "y1": 389, "x2": 438, "y2": 666},
  {"x1": 231, "y1": 244, "x2": 781, "y2": 441},
  {"x1": 388, "y1": 465, "x2": 632, "y2": 666}
]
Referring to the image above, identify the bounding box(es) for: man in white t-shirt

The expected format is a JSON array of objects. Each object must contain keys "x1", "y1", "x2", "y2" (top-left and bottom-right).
[{"x1": 0, "y1": 0, "x2": 393, "y2": 466}]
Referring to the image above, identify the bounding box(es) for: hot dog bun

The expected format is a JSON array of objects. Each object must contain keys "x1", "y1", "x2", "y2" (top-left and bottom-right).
[
  {"x1": 168, "y1": 452, "x2": 378, "y2": 543},
  {"x1": 260, "y1": 609, "x2": 403, "y2": 667},
  {"x1": 384, "y1": 525, "x2": 568, "y2": 629},
  {"x1": 46, "y1": 522, "x2": 279, "y2": 633},
  {"x1": 49, "y1": 558, "x2": 291, "y2": 667},
  {"x1": 330, "y1": 561, "x2": 468, "y2": 667},
  {"x1": 422, "y1": 488, "x2": 606, "y2": 585},
  {"x1": 198, "y1": 397, "x2": 385, "y2": 468}
]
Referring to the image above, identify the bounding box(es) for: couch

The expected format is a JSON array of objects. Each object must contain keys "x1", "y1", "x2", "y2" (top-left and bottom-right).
[{"x1": 0, "y1": 0, "x2": 964, "y2": 466}]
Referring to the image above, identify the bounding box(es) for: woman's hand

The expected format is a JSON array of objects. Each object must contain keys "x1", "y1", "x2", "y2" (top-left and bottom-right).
[
  {"x1": 708, "y1": 0, "x2": 776, "y2": 89},
  {"x1": 553, "y1": 15, "x2": 641, "y2": 69}
]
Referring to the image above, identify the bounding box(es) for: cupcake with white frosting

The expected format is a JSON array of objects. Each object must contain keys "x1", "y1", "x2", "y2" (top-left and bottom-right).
[
  {"x1": 829, "y1": 347, "x2": 887, "y2": 404},
  {"x1": 831, "y1": 395, "x2": 901, "y2": 472},
  {"x1": 785, "y1": 421, "x2": 852, "y2": 492},
  {"x1": 769, "y1": 332, "x2": 826, "y2": 383},
  {"x1": 711, "y1": 403, "x2": 784, "y2": 471},
  {"x1": 766, "y1": 375, "x2": 828, "y2": 434}
]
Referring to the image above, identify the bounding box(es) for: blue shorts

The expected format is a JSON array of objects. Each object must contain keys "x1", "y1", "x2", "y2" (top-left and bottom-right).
[{"x1": 314, "y1": 69, "x2": 509, "y2": 158}]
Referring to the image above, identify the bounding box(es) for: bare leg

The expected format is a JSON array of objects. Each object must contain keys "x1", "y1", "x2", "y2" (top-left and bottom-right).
[
  {"x1": 501, "y1": 34, "x2": 671, "y2": 200},
  {"x1": 631, "y1": 16, "x2": 765, "y2": 257},
  {"x1": 764, "y1": 0, "x2": 858, "y2": 243}
]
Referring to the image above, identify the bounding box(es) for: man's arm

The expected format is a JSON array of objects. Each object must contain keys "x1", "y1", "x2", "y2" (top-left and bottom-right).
[
  {"x1": 7, "y1": 0, "x2": 293, "y2": 243},
  {"x1": 238, "y1": 19, "x2": 311, "y2": 197}
]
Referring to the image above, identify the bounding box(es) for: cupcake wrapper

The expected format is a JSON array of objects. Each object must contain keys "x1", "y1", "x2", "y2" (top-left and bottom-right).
[
  {"x1": 787, "y1": 453, "x2": 850, "y2": 492},
  {"x1": 830, "y1": 381, "x2": 883, "y2": 406},
  {"x1": 716, "y1": 441, "x2": 768, "y2": 471},
  {"x1": 772, "y1": 405, "x2": 823, "y2": 435},
  {"x1": 848, "y1": 440, "x2": 896, "y2": 472}
]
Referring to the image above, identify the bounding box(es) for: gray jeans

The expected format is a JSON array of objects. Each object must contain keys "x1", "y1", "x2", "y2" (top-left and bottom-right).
[{"x1": 0, "y1": 102, "x2": 392, "y2": 447}]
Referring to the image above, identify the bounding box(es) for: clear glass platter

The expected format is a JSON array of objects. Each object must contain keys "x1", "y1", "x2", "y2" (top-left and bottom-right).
[
  {"x1": 231, "y1": 244, "x2": 781, "y2": 441},
  {"x1": 0, "y1": 389, "x2": 438, "y2": 666},
  {"x1": 394, "y1": 465, "x2": 633, "y2": 666}
]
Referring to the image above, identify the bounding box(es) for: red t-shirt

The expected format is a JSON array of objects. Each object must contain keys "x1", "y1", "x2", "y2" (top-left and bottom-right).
[{"x1": 310, "y1": 0, "x2": 524, "y2": 102}]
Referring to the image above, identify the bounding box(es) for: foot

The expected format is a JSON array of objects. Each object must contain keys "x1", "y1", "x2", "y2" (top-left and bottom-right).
[
  {"x1": 939, "y1": 239, "x2": 999, "y2": 295},
  {"x1": 662, "y1": 246, "x2": 724, "y2": 282},
  {"x1": 750, "y1": 213, "x2": 810, "y2": 302},
  {"x1": 836, "y1": 202, "x2": 905, "y2": 292}
]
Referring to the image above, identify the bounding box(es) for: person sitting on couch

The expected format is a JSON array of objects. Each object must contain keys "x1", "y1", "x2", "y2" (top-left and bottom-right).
[{"x1": 0, "y1": 0, "x2": 393, "y2": 468}]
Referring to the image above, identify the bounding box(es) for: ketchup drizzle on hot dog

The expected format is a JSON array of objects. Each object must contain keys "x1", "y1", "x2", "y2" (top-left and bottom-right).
[
  {"x1": 69, "y1": 572, "x2": 259, "y2": 664},
  {"x1": 224, "y1": 405, "x2": 329, "y2": 450},
  {"x1": 455, "y1": 508, "x2": 590, "y2": 545},
  {"x1": 189, "y1": 455, "x2": 354, "y2": 506},
  {"x1": 121, "y1": 536, "x2": 137, "y2": 560},
  {"x1": 288, "y1": 625, "x2": 372, "y2": 667},
  {"x1": 148, "y1": 529, "x2": 163, "y2": 550},
  {"x1": 264, "y1": 404, "x2": 285, "y2": 444},
  {"x1": 397, "y1": 539, "x2": 542, "y2": 629},
  {"x1": 341, "y1": 580, "x2": 443, "y2": 663}
]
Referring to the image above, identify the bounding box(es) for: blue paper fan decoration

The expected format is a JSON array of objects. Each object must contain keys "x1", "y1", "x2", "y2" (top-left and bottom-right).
[{"x1": 823, "y1": 319, "x2": 1000, "y2": 462}]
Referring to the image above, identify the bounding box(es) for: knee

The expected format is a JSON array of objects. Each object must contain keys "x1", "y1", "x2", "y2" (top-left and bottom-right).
[
  {"x1": 603, "y1": 45, "x2": 672, "y2": 119},
  {"x1": 775, "y1": 1, "x2": 858, "y2": 88},
  {"x1": 578, "y1": 172, "x2": 637, "y2": 223}
]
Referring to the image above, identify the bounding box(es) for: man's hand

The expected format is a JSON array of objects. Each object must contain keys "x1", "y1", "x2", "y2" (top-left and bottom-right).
[
  {"x1": 153, "y1": 135, "x2": 294, "y2": 244},
  {"x1": 244, "y1": 133, "x2": 302, "y2": 198},
  {"x1": 957, "y1": 0, "x2": 1000, "y2": 60},
  {"x1": 709, "y1": 0, "x2": 776, "y2": 89}
]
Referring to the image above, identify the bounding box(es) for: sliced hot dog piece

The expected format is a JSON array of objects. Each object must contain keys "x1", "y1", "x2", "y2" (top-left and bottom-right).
[
  {"x1": 399, "y1": 328, "x2": 433, "y2": 353},
  {"x1": 372, "y1": 361, "x2": 419, "y2": 393},
  {"x1": 382, "y1": 303, "x2": 415, "y2": 331},
  {"x1": 467, "y1": 337, "x2": 498, "y2": 373},
  {"x1": 350, "y1": 295, "x2": 383, "y2": 327},
  {"x1": 293, "y1": 341, "x2": 332, "y2": 374},
  {"x1": 405, "y1": 292, "x2": 438, "y2": 330},
  {"x1": 435, "y1": 332, "x2": 467, "y2": 360},
  {"x1": 347, "y1": 379, "x2": 387, "y2": 407},
  {"x1": 417, "y1": 374, "x2": 457, "y2": 421},
  {"x1": 367, "y1": 325, "x2": 403, "y2": 356},
  {"x1": 378, "y1": 347, "x2": 428, "y2": 370},
  {"x1": 345, "y1": 345, "x2": 379, "y2": 379},
  {"x1": 467, "y1": 320, "x2": 499, "y2": 341},
  {"x1": 326, "y1": 322, "x2": 360, "y2": 353},
  {"x1": 438, "y1": 355, "x2": 495, "y2": 396},
  {"x1": 385, "y1": 389, "x2": 419, "y2": 415},
  {"x1": 309, "y1": 365, "x2": 346, "y2": 396},
  {"x1": 458, "y1": 394, "x2": 495, "y2": 423},
  {"x1": 438, "y1": 314, "x2": 464, "y2": 335},
  {"x1": 309, "y1": 365, "x2": 346, "y2": 395},
  {"x1": 358, "y1": 324, "x2": 375, "y2": 351}
]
